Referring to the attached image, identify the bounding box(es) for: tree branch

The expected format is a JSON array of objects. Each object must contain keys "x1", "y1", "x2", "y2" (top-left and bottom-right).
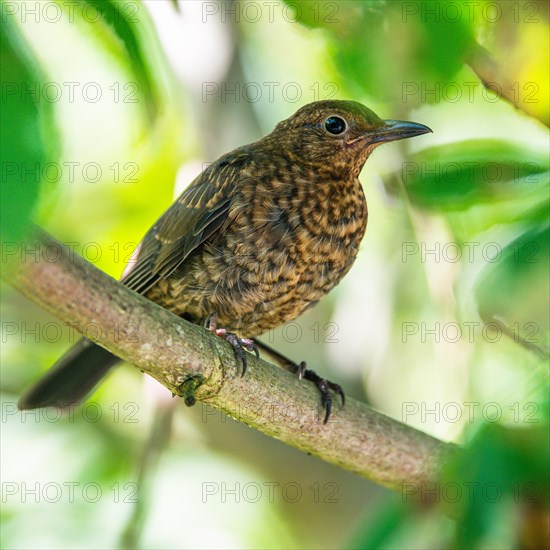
[{"x1": 4, "y1": 228, "x2": 458, "y2": 492}]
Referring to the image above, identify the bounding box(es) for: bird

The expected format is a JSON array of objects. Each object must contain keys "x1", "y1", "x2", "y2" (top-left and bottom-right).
[{"x1": 19, "y1": 100, "x2": 431, "y2": 422}]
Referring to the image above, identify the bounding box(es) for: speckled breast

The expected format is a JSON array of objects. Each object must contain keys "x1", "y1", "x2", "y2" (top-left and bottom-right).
[{"x1": 149, "y1": 173, "x2": 368, "y2": 337}]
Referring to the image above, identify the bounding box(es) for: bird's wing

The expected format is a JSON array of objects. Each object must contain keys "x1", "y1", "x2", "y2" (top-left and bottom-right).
[{"x1": 121, "y1": 150, "x2": 250, "y2": 295}]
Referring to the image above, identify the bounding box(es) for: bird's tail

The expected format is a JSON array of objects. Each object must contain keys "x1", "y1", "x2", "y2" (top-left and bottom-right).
[{"x1": 18, "y1": 339, "x2": 121, "y2": 410}]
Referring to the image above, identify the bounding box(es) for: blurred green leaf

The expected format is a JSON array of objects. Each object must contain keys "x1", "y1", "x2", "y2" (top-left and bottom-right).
[
  {"x1": 284, "y1": 0, "x2": 475, "y2": 102},
  {"x1": 415, "y1": 0, "x2": 474, "y2": 79},
  {"x1": 0, "y1": 17, "x2": 58, "y2": 241},
  {"x1": 347, "y1": 496, "x2": 410, "y2": 550},
  {"x1": 384, "y1": 140, "x2": 549, "y2": 211},
  {"x1": 444, "y1": 423, "x2": 550, "y2": 548},
  {"x1": 285, "y1": 0, "x2": 385, "y2": 35},
  {"x1": 475, "y1": 224, "x2": 550, "y2": 355},
  {"x1": 73, "y1": 0, "x2": 160, "y2": 121}
]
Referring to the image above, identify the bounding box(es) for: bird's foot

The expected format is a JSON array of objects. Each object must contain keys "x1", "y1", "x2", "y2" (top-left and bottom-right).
[
  {"x1": 298, "y1": 365, "x2": 345, "y2": 424},
  {"x1": 205, "y1": 313, "x2": 259, "y2": 376},
  {"x1": 253, "y1": 341, "x2": 345, "y2": 424}
]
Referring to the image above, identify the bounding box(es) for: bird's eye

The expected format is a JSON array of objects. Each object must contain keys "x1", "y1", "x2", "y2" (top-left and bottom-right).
[{"x1": 324, "y1": 116, "x2": 347, "y2": 135}]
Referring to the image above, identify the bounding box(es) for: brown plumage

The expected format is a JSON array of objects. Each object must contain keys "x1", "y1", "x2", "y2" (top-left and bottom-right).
[{"x1": 19, "y1": 100, "x2": 431, "y2": 421}]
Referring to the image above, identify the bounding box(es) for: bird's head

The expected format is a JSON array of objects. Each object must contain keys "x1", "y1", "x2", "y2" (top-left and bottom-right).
[{"x1": 270, "y1": 100, "x2": 432, "y2": 178}]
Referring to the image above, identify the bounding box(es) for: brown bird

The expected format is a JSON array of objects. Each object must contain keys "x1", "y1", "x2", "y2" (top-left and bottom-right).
[{"x1": 19, "y1": 100, "x2": 431, "y2": 422}]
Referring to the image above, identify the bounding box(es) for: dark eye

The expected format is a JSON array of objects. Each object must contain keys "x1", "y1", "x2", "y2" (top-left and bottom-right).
[{"x1": 324, "y1": 116, "x2": 347, "y2": 135}]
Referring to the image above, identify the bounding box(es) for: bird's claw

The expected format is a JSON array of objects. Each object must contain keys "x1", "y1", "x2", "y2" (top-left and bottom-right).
[
  {"x1": 300, "y1": 365, "x2": 345, "y2": 424},
  {"x1": 206, "y1": 312, "x2": 259, "y2": 376}
]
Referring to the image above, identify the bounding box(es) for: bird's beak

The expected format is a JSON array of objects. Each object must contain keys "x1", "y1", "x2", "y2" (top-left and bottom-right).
[{"x1": 368, "y1": 120, "x2": 432, "y2": 144}]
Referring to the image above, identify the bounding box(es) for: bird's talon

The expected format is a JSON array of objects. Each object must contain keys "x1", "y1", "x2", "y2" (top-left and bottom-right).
[
  {"x1": 300, "y1": 368, "x2": 345, "y2": 423},
  {"x1": 243, "y1": 340, "x2": 260, "y2": 360},
  {"x1": 317, "y1": 380, "x2": 332, "y2": 424},
  {"x1": 323, "y1": 396, "x2": 332, "y2": 425},
  {"x1": 329, "y1": 382, "x2": 345, "y2": 406},
  {"x1": 205, "y1": 313, "x2": 258, "y2": 377},
  {"x1": 238, "y1": 351, "x2": 247, "y2": 377}
]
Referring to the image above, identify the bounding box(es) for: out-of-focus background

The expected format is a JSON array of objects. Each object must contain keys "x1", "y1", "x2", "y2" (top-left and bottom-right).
[{"x1": 1, "y1": 1, "x2": 548, "y2": 548}]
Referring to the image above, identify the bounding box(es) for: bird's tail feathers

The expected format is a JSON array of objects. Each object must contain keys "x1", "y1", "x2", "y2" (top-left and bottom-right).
[{"x1": 18, "y1": 339, "x2": 121, "y2": 410}]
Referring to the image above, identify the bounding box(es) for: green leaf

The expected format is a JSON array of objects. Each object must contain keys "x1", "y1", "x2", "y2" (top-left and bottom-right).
[
  {"x1": 0, "y1": 17, "x2": 59, "y2": 241},
  {"x1": 384, "y1": 140, "x2": 549, "y2": 211}
]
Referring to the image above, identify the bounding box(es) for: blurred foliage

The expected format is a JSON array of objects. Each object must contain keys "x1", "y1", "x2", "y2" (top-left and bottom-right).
[
  {"x1": 351, "y1": 417, "x2": 550, "y2": 549},
  {"x1": 0, "y1": 16, "x2": 58, "y2": 241},
  {"x1": 1, "y1": 0, "x2": 548, "y2": 549},
  {"x1": 445, "y1": 422, "x2": 550, "y2": 549},
  {"x1": 61, "y1": 0, "x2": 161, "y2": 121},
  {"x1": 286, "y1": 0, "x2": 474, "y2": 102},
  {"x1": 384, "y1": 139, "x2": 549, "y2": 211},
  {"x1": 476, "y1": 223, "x2": 550, "y2": 355}
]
